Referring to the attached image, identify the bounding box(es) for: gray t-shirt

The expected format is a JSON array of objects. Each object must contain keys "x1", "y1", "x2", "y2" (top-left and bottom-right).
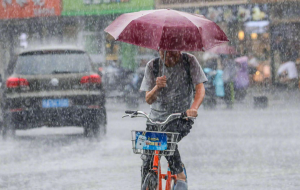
[{"x1": 140, "y1": 53, "x2": 207, "y2": 123}]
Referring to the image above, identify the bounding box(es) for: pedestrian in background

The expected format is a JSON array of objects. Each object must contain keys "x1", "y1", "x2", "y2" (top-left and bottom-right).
[
  {"x1": 277, "y1": 56, "x2": 299, "y2": 90},
  {"x1": 221, "y1": 55, "x2": 236, "y2": 109},
  {"x1": 234, "y1": 56, "x2": 249, "y2": 101}
]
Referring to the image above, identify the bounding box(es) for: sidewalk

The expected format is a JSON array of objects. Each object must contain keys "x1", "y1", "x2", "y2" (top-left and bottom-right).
[
  {"x1": 106, "y1": 85, "x2": 300, "y2": 111},
  {"x1": 231, "y1": 86, "x2": 300, "y2": 110}
]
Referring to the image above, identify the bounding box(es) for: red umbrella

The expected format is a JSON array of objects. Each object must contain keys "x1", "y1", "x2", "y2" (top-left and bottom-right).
[
  {"x1": 207, "y1": 43, "x2": 237, "y2": 55},
  {"x1": 104, "y1": 9, "x2": 228, "y2": 51}
]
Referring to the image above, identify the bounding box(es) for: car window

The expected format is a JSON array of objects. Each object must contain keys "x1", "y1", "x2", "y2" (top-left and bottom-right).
[{"x1": 14, "y1": 51, "x2": 92, "y2": 75}]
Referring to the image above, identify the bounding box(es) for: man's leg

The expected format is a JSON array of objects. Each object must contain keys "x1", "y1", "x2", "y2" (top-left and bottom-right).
[
  {"x1": 165, "y1": 145, "x2": 188, "y2": 190},
  {"x1": 224, "y1": 82, "x2": 233, "y2": 108},
  {"x1": 177, "y1": 171, "x2": 186, "y2": 181}
]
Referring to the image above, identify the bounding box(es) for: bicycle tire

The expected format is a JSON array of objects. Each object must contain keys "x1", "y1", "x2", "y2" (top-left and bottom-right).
[{"x1": 141, "y1": 172, "x2": 158, "y2": 190}]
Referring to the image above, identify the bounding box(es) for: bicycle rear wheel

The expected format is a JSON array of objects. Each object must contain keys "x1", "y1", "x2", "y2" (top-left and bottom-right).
[{"x1": 141, "y1": 172, "x2": 158, "y2": 190}]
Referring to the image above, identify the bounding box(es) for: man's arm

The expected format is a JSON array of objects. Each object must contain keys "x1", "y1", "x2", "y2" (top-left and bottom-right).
[
  {"x1": 145, "y1": 86, "x2": 159, "y2": 104},
  {"x1": 145, "y1": 76, "x2": 167, "y2": 104},
  {"x1": 186, "y1": 83, "x2": 205, "y2": 117}
]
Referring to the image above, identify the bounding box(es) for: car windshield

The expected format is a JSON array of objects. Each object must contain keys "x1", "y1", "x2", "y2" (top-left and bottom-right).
[{"x1": 14, "y1": 51, "x2": 92, "y2": 75}]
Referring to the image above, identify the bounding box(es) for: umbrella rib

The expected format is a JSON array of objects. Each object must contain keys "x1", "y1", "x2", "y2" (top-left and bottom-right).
[
  {"x1": 177, "y1": 11, "x2": 228, "y2": 51},
  {"x1": 174, "y1": 11, "x2": 205, "y2": 50},
  {"x1": 107, "y1": 9, "x2": 163, "y2": 39}
]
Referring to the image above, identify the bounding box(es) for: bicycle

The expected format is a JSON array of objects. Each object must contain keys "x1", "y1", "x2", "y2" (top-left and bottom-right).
[{"x1": 123, "y1": 110, "x2": 195, "y2": 190}]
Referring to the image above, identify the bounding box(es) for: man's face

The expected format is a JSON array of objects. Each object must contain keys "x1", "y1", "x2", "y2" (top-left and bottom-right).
[{"x1": 159, "y1": 50, "x2": 181, "y2": 66}]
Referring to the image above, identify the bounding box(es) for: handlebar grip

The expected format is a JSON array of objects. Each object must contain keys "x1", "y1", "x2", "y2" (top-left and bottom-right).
[
  {"x1": 181, "y1": 112, "x2": 196, "y2": 120},
  {"x1": 125, "y1": 110, "x2": 137, "y2": 114}
]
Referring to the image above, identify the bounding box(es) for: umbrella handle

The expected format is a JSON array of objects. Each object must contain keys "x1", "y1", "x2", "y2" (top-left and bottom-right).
[{"x1": 163, "y1": 50, "x2": 166, "y2": 76}]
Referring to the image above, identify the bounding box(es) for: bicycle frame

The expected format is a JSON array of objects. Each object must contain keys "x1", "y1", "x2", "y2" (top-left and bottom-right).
[
  {"x1": 124, "y1": 110, "x2": 194, "y2": 190},
  {"x1": 152, "y1": 150, "x2": 177, "y2": 190}
]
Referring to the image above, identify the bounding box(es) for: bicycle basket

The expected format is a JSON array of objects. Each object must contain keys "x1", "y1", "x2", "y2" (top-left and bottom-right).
[{"x1": 131, "y1": 130, "x2": 180, "y2": 156}]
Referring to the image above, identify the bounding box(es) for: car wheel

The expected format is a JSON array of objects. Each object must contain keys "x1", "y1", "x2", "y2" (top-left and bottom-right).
[
  {"x1": 83, "y1": 107, "x2": 107, "y2": 139},
  {"x1": 83, "y1": 120, "x2": 106, "y2": 139},
  {"x1": 84, "y1": 122, "x2": 95, "y2": 138},
  {"x1": 2, "y1": 115, "x2": 16, "y2": 139},
  {"x1": 97, "y1": 124, "x2": 107, "y2": 140}
]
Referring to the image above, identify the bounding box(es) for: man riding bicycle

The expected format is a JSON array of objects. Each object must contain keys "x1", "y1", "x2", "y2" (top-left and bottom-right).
[{"x1": 140, "y1": 50, "x2": 207, "y2": 190}]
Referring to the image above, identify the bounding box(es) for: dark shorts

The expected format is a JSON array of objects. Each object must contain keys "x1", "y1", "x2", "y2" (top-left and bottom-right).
[{"x1": 141, "y1": 119, "x2": 193, "y2": 181}]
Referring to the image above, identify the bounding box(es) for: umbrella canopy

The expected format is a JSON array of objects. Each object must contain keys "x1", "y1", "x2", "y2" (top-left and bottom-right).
[
  {"x1": 207, "y1": 43, "x2": 237, "y2": 55},
  {"x1": 104, "y1": 9, "x2": 228, "y2": 51}
]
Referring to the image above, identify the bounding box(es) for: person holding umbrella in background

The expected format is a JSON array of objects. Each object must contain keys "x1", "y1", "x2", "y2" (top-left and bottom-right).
[
  {"x1": 105, "y1": 9, "x2": 228, "y2": 189},
  {"x1": 208, "y1": 44, "x2": 238, "y2": 109},
  {"x1": 234, "y1": 56, "x2": 249, "y2": 101}
]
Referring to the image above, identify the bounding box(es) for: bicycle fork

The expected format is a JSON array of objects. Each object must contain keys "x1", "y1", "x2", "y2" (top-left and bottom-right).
[{"x1": 152, "y1": 151, "x2": 177, "y2": 190}]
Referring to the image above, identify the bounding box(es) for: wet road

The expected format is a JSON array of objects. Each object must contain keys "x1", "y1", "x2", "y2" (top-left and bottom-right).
[{"x1": 1, "y1": 89, "x2": 300, "y2": 190}]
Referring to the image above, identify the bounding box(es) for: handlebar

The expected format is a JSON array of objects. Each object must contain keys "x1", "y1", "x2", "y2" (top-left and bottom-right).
[{"x1": 123, "y1": 110, "x2": 196, "y2": 126}]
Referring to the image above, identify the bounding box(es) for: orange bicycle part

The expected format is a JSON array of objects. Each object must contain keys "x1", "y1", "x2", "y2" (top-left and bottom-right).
[{"x1": 152, "y1": 150, "x2": 177, "y2": 190}]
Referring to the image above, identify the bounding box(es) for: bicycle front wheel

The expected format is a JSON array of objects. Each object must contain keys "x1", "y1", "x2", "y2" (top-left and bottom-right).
[{"x1": 141, "y1": 172, "x2": 158, "y2": 190}]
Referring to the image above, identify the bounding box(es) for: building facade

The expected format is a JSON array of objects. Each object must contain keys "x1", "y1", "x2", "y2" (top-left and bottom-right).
[
  {"x1": 61, "y1": 0, "x2": 155, "y2": 70},
  {"x1": 0, "y1": 0, "x2": 154, "y2": 79},
  {"x1": 1, "y1": 0, "x2": 299, "y2": 83},
  {"x1": 0, "y1": 0, "x2": 62, "y2": 78},
  {"x1": 155, "y1": 0, "x2": 300, "y2": 84}
]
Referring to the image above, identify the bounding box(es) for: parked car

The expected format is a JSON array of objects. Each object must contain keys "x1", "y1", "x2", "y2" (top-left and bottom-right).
[{"x1": 1, "y1": 46, "x2": 107, "y2": 138}]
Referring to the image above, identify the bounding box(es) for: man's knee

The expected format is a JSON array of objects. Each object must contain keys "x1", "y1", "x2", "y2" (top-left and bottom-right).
[{"x1": 177, "y1": 171, "x2": 186, "y2": 181}]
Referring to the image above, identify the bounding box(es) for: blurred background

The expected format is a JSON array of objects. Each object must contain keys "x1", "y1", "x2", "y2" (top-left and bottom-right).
[
  {"x1": 0, "y1": 0, "x2": 299, "y2": 101},
  {"x1": 1, "y1": 1, "x2": 300, "y2": 190}
]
